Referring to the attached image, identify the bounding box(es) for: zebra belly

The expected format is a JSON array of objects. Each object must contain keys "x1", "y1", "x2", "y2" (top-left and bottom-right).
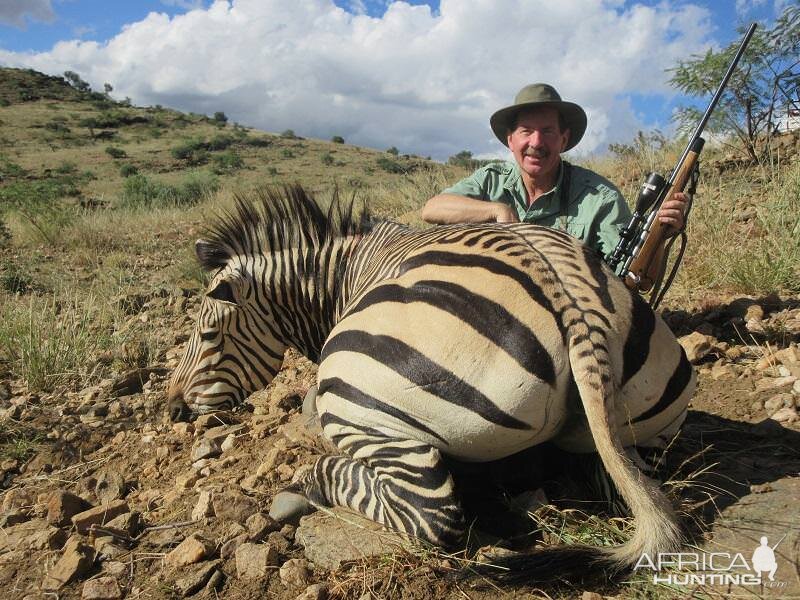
[{"x1": 317, "y1": 339, "x2": 572, "y2": 462}]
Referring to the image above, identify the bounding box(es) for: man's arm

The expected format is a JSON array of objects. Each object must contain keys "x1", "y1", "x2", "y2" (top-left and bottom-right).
[{"x1": 422, "y1": 194, "x2": 519, "y2": 224}]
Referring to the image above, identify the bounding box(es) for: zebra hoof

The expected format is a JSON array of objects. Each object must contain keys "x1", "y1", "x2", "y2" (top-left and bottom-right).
[
  {"x1": 302, "y1": 385, "x2": 318, "y2": 418},
  {"x1": 269, "y1": 491, "x2": 315, "y2": 525}
]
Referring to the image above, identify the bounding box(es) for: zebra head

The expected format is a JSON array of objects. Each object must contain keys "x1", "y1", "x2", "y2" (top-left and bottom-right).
[{"x1": 168, "y1": 243, "x2": 288, "y2": 422}]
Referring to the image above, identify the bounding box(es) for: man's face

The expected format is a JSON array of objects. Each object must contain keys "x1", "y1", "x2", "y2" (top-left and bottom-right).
[{"x1": 507, "y1": 107, "x2": 570, "y2": 182}]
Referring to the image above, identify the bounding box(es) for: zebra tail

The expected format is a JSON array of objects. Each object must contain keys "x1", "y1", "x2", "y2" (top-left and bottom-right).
[{"x1": 565, "y1": 328, "x2": 682, "y2": 572}]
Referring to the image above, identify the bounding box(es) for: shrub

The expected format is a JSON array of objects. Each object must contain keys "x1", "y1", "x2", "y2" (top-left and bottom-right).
[
  {"x1": 376, "y1": 156, "x2": 406, "y2": 174},
  {"x1": 267, "y1": 167, "x2": 278, "y2": 176},
  {"x1": 281, "y1": 149, "x2": 294, "y2": 159},
  {"x1": 213, "y1": 111, "x2": 228, "y2": 125},
  {"x1": 244, "y1": 136, "x2": 272, "y2": 148},
  {"x1": 321, "y1": 152, "x2": 335, "y2": 166},
  {"x1": 119, "y1": 164, "x2": 138, "y2": 177},
  {"x1": 386, "y1": 146, "x2": 399, "y2": 156},
  {"x1": 212, "y1": 150, "x2": 244, "y2": 174},
  {"x1": 331, "y1": 135, "x2": 345, "y2": 144},
  {"x1": 105, "y1": 146, "x2": 127, "y2": 159},
  {"x1": 281, "y1": 129, "x2": 297, "y2": 139},
  {"x1": 207, "y1": 134, "x2": 234, "y2": 151},
  {"x1": 119, "y1": 172, "x2": 218, "y2": 209}
]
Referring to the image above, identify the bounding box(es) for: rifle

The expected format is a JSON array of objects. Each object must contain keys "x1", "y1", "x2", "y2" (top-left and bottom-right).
[{"x1": 606, "y1": 23, "x2": 757, "y2": 308}]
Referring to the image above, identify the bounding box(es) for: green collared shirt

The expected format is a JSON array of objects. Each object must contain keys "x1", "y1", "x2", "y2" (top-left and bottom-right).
[{"x1": 443, "y1": 160, "x2": 631, "y2": 259}]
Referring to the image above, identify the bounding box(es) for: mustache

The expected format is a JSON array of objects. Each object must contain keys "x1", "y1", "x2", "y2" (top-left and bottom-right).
[{"x1": 523, "y1": 148, "x2": 549, "y2": 158}]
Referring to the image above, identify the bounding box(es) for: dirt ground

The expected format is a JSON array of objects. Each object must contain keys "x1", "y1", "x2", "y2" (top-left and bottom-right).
[{"x1": 1, "y1": 294, "x2": 799, "y2": 600}]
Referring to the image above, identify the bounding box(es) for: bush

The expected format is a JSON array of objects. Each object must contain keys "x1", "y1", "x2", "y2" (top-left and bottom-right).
[
  {"x1": 213, "y1": 111, "x2": 228, "y2": 125},
  {"x1": 212, "y1": 150, "x2": 244, "y2": 174},
  {"x1": 171, "y1": 139, "x2": 208, "y2": 165},
  {"x1": 321, "y1": 152, "x2": 335, "y2": 166},
  {"x1": 331, "y1": 135, "x2": 345, "y2": 144},
  {"x1": 281, "y1": 149, "x2": 294, "y2": 159},
  {"x1": 105, "y1": 146, "x2": 127, "y2": 159},
  {"x1": 119, "y1": 172, "x2": 218, "y2": 209},
  {"x1": 376, "y1": 156, "x2": 406, "y2": 174},
  {"x1": 207, "y1": 134, "x2": 234, "y2": 151},
  {"x1": 119, "y1": 164, "x2": 138, "y2": 177},
  {"x1": 386, "y1": 146, "x2": 399, "y2": 156},
  {"x1": 281, "y1": 129, "x2": 297, "y2": 139},
  {"x1": 244, "y1": 136, "x2": 272, "y2": 148}
]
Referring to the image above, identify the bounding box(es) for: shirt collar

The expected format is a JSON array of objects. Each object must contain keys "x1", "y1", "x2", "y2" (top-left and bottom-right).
[{"x1": 504, "y1": 159, "x2": 565, "y2": 216}]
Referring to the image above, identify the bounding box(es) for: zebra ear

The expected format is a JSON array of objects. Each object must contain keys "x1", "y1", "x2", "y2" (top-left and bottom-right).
[
  {"x1": 195, "y1": 239, "x2": 229, "y2": 271},
  {"x1": 206, "y1": 279, "x2": 238, "y2": 306}
]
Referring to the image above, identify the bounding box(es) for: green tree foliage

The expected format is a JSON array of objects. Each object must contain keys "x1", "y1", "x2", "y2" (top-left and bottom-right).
[
  {"x1": 668, "y1": 6, "x2": 800, "y2": 160},
  {"x1": 213, "y1": 111, "x2": 228, "y2": 125},
  {"x1": 386, "y1": 146, "x2": 399, "y2": 155},
  {"x1": 63, "y1": 70, "x2": 90, "y2": 93},
  {"x1": 331, "y1": 135, "x2": 345, "y2": 144}
]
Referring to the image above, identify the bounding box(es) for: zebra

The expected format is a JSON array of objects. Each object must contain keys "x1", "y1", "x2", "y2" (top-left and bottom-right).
[{"x1": 167, "y1": 185, "x2": 695, "y2": 580}]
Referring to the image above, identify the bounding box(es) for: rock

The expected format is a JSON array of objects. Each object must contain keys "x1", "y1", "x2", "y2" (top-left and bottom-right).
[
  {"x1": 41, "y1": 539, "x2": 96, "y2": 590},
  {"x1": 246, "y1": 513, "x2": 278, "y2": 541},
  {"x1": 191, "y1": 438, "x2": 221, "y2": 462},
  {"x1": 81, "y1": 576, "x2": 122, "y2": 599},
  {"x1": 297, "y1": 583, "x2": 329, "y2": 600},
  {"x1": 174, "y1": 560, "x2": 221, "y2": 596},
  {"x1": 101, "y1": 561, "x2": 128, "y2": 578},
  {"x1": 765, "y1": 393, "x2": 795, "y2": 413},
  {"x1": 257, "y1": 447, "x2": 286, "y2": 476},
  {"x1": 581, "y1": 592, "x2": 603, "y2": 600},
  {"x1": 95, "y1": 471, "x2": 127, "y2": 503},
  {"x1": 47, "y1": 491, "x2": 93, "y2": 527},
  {"x1": 221, "y1": 434, "x2": 237, "y2": 452},
  {"x1": 72, "y1": 500, "x2": 130, "y2": 534},
  {"x1": 754, "y1": 376, "x2": 796, "y2": 392},
  {"x1": 279, "y1": 558, "x2": 311, "y2": 588},
  {"x1": 269, "y1": 491, "x2": 314, "y2": 525},
  {"x1": 94, "y1": 536, "x2": 128, "y2": 560},
  {"x1": 770, "y1": 407, "x2": 799, "y2": 424},
  {"x1": 173, "y1": 422, "x2": 194, "y2": 436},
  {"x1": 0, "y1": 519, "x2": 67, "y2": 552},
  {"x1": 105, "y1": 511, "x2": 143, "y2": 537},
  {"x1": 176, "y1": 470, "x2": 201, "y2": 490},
  {"x1": 235, "y1": 543, "x2": 280, "y2": 579},
  {"x1": 0, "y1": 510, "x2": 29, "y2": 527},
  {"x1": 710, "y1": 363, "x2": 738, "y2": 380},
  {"x1": 204, "y1": 568, "x2": 225, "y2": 593},
  {"x1": 212, "y1": 491, "x2": 258, "y2": 524},
  {"x1": 678, "y1": 332, "x2": 714, "y2": 363},
  {"x1": 165, "y1": 533, "x2": 216, "y2": 569},
  {"x1": 220, "y1": 533, "x2": 249, "y2": 560},
  {"x1": 194, "y1": 412, "x2": 239, "y2": 431},
  {"x1": 2, "y1": 488, "x2": 34, "y2": 512},
  {"x1": 749, "y1": 483, "x2": 773, "y2": 494},
  {"x1": 295, "y1": 507, "x2": 410, "y2": 570},
  {"x1": 192, "y1": 490, "x2": 215, "y2": 521}
]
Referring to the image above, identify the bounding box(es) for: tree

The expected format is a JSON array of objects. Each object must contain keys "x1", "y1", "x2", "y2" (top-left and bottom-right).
[
  {"x1": 63, "y1": 70, "x2": 90, "y2": 92},
  {"x1": 213, "y1": 111, "x2": 228, "y2": 126},
  {"x1": 103, "y1": 83, "x2": 113, "y2": 97},
  {"x1": 668, "y1": 5, "x2": 800, "y2": 161}
]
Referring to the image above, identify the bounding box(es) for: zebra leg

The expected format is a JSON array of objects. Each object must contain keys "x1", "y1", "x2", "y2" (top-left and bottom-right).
[{"x1": 296, "y1": 437, "x2": 465, "y2": 547}]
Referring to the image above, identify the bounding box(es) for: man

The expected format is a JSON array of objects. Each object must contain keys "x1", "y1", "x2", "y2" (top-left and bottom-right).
[{"x1": 422, "y1": 83, "x2": 687, "y2": 260}]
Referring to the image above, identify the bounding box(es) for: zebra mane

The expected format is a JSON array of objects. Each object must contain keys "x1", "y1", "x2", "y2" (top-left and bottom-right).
[{"x1": 196, "y1": 185, "x2": 373, "y2": 271}]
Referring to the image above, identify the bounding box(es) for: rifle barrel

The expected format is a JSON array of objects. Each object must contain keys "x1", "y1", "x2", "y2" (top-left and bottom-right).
[{"x1": 669, "y1": 23, "x2": 757, "y2": 187}]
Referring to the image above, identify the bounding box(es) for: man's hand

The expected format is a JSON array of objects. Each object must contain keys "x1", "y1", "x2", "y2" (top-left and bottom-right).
[{"x1": 657, "y1": 192, "x2": 689, "y2": 230}]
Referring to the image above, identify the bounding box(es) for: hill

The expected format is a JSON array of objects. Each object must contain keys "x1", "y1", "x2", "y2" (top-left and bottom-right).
[{"x1": 0, "y1": 67, "x2": 799, "y2": 600}]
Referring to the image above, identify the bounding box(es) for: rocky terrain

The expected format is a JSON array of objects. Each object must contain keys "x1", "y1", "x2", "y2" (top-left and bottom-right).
[{"x1": 0, "y1": 287, "x2": 799, "y2": 600}]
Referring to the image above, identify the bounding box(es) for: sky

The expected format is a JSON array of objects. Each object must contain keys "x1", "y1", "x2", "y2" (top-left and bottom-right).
[{"x1": 0, "y1": 0, "x2": 792, "y2": 160}]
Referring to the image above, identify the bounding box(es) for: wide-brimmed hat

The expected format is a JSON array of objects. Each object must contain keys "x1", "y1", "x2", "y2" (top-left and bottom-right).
[{"x1": 490, "y1": 83, "x2": 587, "y2": 151}]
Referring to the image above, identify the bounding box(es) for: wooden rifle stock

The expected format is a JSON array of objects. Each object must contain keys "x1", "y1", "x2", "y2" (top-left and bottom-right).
[{"x1": 623, "y1": 145, "x2": 701, "y2": 292}]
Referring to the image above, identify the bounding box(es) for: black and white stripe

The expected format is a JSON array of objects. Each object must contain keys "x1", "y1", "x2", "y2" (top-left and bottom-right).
[{"x1": 167, "y1": 185, "x2": 695, "y2": 578}]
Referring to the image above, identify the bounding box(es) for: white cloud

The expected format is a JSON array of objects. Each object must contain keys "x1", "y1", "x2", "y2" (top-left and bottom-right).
[
  {"x1": 0, "y1": 0, "x2": 715, "y2": 159},
  {"x1": 0, "y1": 0, "x2": 55, "y2": 27}
]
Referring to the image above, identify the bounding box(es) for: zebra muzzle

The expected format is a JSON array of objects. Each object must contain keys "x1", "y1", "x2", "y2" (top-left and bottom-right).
[{"x1": 167, "y1": 391, "x2": 193, "y2": 423}]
